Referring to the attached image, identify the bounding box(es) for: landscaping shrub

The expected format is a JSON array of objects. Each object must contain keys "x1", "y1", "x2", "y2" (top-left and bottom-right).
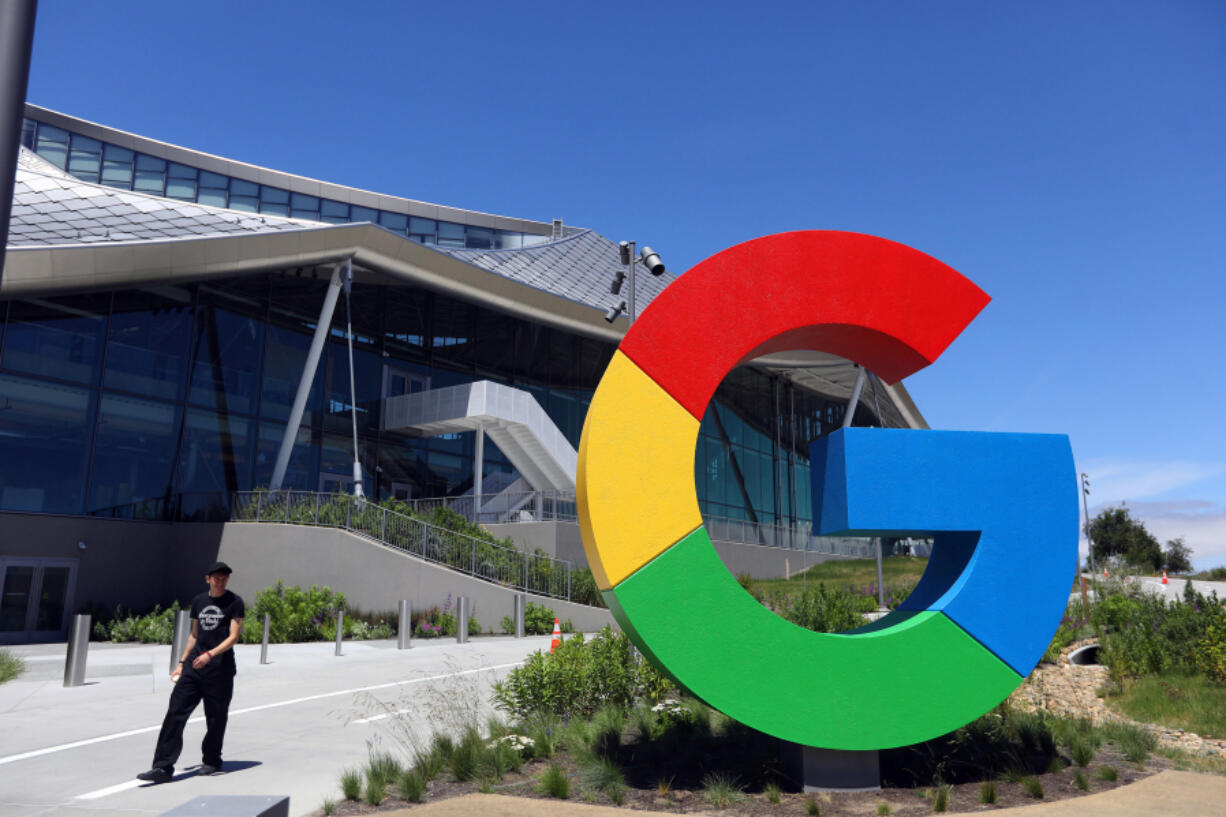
[
  {"x1": 538, "y1": 763, "x2": 570, "y2": 798},
  {"x1": 1197, "y1": 621, "x2": 1226, "y2": 684},
  {"x1": 492, "y1": 626, "x2": 674, "y2": 720},
  {"x1": 92, "y1": 602, "x2": 181, "y2": 643},
  {"x1": 1095, "y1": 583, "x2": 1224, "y2": 681},
  {"x1": 771, "y1": 583, "x2": 875, "y2": 633},
  {"x1": 500, "y1": 601, "x2": 572, "y2": 635},
  {"x1": 413, "y1": 594, "x2": 480, "y2": 638},
  {"x1": 0, "y1": 648, "x2": 25, "y2": 683},
  {"x1": 397, "y1": 768, "x2": 426, "y2": 803},
  {"x1": 570, "y1": 567, "x2": 604, "y2": 607},
  {"x1": 239, "y1": 582, "x2": 347, "y2": 643}
]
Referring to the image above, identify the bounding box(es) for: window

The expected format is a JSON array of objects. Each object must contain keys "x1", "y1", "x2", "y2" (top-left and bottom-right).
[
  {"x1": 165, "y1": 163, "x2": 197, "y2": 201},
  {"x1": 0, "y1": 374, "x2": 95, "y2": 514},
  {"x1": 465, "y1": 227, "x2": 493, "y2": 250},
  {"x1": 229, "y1": 178, "x2": 258, "y2": 212},
  {"x1": 3, "y1": 296, "x2": 108, "y2": 385},
  {"x1": 320, "y1": 199, "x2": 349, "y2": 224},
  {"x1": 104, "y1": 287, "x2": 193, "y2": 401},
  {"x1": 259, "y1": 186, "x2": 289, "y2": 217},
  {"x1": 33, "y1": 124, "x2": 69, "y2": 169},
  {"x1": 133, "y1": 154, "x2": 166, "y2": 194},
  {"x1": 198, "y1": 171, "x2": 229, "y2": 207},
  {"x1": 437, "y1": 222, "x2": 465, "y2": 248},
  {"x1": 378, "y1": 211, "x2": 408, "y2": 234},
  {"x1": 290, "y1": 192, "x2": 320, "y2": 220},
  {"x1": 409, "y1": 217, "x2": 437, "y2": 244},
  {"x1": 88, "y1": 394, "x2": 180, "y2": 512},
  {"x1": 101, "y1": 144, "x2": 135, "y2": 189},
  {"x1": 66, "y1": 135, "x2": 102, "y2": 181}
]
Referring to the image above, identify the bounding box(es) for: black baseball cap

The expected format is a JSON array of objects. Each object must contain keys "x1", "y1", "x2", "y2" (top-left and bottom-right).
[{"x1": 204, "y1": 561, "x2": 233, "y2": 576}]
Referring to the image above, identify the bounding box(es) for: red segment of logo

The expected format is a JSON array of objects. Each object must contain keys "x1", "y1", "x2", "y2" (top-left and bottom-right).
[{"x1": 618, "y1": 230, "x2": 991, "y2": 421}]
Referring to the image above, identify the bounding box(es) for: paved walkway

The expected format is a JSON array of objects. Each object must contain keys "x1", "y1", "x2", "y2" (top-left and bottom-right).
[
  {"x1": 0, "y1": 635, "x2": 554, "y2": 817},
  {"x1": 378, "y1": 771, "x2": 1226, "y2": 817},
  {"x1": 4, "y1": 637, "x2": 1224, "y2": 817}
]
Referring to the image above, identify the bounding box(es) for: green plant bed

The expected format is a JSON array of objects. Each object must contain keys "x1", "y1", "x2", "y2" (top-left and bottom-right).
[
  {"x1": 0, "y1": 648, "x2": 25, "y2": 683},
  {"x1": 1104, "y1": 672, "x2": 1226, "y2": 740},
  {"x1": 749, "y1": 556, "x2": 928, "y2": 598}
]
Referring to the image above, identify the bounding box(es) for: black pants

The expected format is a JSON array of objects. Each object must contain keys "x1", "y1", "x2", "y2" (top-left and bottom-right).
[{"x1": 151, "y1": 666, "x2": 234, "y2": 772}]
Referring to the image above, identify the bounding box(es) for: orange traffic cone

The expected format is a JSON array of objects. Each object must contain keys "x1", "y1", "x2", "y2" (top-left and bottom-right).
[
  {"x1": 1162, "y1": 571, "x2": 1169, "y2": 585},
  {"x1": 550, "y1": 618, "x2": 562, "y2": 653}
]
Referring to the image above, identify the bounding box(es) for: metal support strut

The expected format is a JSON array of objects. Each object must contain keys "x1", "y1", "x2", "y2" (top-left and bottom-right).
[{"x1": 269, "y1": 261, "x2": 346, "y2": 492}]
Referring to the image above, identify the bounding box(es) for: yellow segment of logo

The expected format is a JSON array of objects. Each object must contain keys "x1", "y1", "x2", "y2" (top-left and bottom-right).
[{"x1": 577, "y1": 351, "x2": 703, "y2": 589}]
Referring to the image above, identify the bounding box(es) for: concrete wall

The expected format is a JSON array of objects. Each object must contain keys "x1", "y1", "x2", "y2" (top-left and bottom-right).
[
  {"x1": 487, "y1": 519, "x2": 853, "y2": 580},
  {"x1": 485, "y1": 521, "x2": 587, "y2": 566},
  {"x1": 713, "y1": 539, "x2": 851, "y2": 579},
  {"x1": 218, "y1": 523, "x2": 615, "y2": 633},
  {"x1": 0, "y1": 512, "x2": 224, "y2": 615}
]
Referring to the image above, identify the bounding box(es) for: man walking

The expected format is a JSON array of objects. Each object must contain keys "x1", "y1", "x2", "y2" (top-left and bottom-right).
[{"x1": 137, "y1": 561, "x2": 245, "y2": 783}]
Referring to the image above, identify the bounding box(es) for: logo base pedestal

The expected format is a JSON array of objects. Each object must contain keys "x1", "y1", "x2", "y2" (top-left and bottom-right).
[{"x1": 781, "y1": 743, "x2": 881, "y2": 792}]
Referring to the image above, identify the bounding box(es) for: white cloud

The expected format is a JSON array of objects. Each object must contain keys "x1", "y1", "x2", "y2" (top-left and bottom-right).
[
  {"x1": 1129, "y1": 501, "x2": 1226, "y2": 570},
  {"x1": 1075, "y1": 460, "x2": 1226, "y2": 570},
  {"x1": 1077, "y1": 499, "x2": 1226, "y2": 571},
  {"x1": 1080, "y1": 459, "x2": 1226, "y2": 504}
]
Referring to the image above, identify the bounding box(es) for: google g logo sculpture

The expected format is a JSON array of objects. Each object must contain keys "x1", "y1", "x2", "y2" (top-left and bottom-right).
[{"x1": 577, "y1": 231, "x2": 1077, "y2": 750}]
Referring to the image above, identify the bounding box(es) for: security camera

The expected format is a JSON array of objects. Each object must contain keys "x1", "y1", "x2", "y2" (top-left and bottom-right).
[
  {"x1": 639, "y1": 246, "x2": 665, "y2": 276},
  {"x1": 610, "y1": 270, "x2": 626, "y2": 295},
  {"x1": 604, "y1": 300, "x2": 627, "y2": 323},
  {"x1": 619, "y1": 241, "x2": 631, "y2": 266}
]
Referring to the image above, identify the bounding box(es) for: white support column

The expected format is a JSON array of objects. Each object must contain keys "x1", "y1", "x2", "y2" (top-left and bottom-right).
[
  {"x1": 473, "y1": 427, "x2": 484, "y2": 521},
  {"x1": 841, "y1": 366, "x2": 867, "y2": 429},
  {"x1": 269, "y1": 263, "x2": 345, "y2": 492}
]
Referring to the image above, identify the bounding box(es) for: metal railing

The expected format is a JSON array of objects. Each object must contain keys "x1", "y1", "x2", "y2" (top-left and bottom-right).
[
  {"x1": 230, "y1": 491, "x2": 573, "y2": 600},
  {"x1": 394, "y1": 490, "x2": 874, "y2": 557},
  {"x1": 701, "y1": 514, "x2": 876, "y2": 557},
  {"x1": 396, "y1": 490, "x2": 579, "y2": 524}
]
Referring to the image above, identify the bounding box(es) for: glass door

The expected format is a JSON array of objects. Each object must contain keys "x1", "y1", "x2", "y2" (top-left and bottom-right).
[{"x1": 0, "y1": 558, "x2": 77, "y2": 643}]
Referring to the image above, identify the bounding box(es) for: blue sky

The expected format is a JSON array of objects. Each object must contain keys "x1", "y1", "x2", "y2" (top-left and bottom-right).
[{"x1": 24, "y1": 1, "x2": 1226, "y2": 567}]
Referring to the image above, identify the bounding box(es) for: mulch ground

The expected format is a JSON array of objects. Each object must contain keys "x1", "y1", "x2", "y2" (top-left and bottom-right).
[
  {"x1": 315, "y1": 640, "x2": 1219, "y2": 816},
  {"x1": 318, "y1": 742, "x2": 1169, "y2": 816}
]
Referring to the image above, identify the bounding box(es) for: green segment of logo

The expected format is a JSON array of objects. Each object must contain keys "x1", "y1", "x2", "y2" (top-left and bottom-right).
[{"x1": 602, "y1": 527, "x2": 1023, "y2": 750}]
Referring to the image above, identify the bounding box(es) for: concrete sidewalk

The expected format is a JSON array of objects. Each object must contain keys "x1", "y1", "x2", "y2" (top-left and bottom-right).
[
  {"x1": 384, "y1": 771, "x2": 1226, "y2": 817},
  {"x1": 0, "y1": 634, "x2": 555, "y2": 817}
]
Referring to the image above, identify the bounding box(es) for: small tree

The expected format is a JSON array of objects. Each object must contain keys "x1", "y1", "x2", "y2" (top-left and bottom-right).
[
  {"x1": 1163, "y1": 537, "x2": 1194, "y2": 574},
  {"x1": 1088, "y1": 506, "x2": 1162, "y2": 572}
]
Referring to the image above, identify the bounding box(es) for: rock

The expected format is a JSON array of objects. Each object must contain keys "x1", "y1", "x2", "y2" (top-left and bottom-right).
[{"x1": 1007, "y1": 639, "x2": 1226, "y2": 759}]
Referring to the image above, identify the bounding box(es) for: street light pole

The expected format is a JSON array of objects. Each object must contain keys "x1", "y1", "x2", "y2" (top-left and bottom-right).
[
  {"x1": 606, "y1": 241, "x2": 665, "y2": 325},
  {"x1": 1080, "y1": 472, "x2": 1096, "y2": 576},
  {"x1": 626, "y1": 240, "x2": 638, "y2": 324}
]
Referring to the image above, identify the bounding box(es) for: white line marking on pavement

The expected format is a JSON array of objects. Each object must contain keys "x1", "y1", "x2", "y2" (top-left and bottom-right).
[
  {"x1": 353, "y1": 708, "x2": 411, "y2": 724},
  {"x1": 4, "y1": 661, "x2": 522, "y2": 768},
  {"x1": 75, "y1": 779, "x2": 143, "y2": 800}
]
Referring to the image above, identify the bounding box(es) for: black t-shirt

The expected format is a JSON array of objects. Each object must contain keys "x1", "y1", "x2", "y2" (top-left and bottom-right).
[{"x1": 189, "y1": 590, "x2": 245, "y2": 674}]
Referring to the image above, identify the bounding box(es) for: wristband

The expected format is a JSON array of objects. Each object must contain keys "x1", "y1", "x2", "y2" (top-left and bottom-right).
[{"x1": 204, "y1": 650, "x2": 212, "y2": 658}]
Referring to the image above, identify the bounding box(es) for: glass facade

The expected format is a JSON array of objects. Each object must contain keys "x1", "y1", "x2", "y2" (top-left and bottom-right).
[
  {"x1": 0, "y1": 272, "x2": 880, "y2": 524},
  {"x1": 20, "y1": 117, "x2": 549, "y2": 251}
]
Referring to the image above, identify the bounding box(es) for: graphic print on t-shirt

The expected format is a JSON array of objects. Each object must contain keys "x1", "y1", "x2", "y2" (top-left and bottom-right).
[{"x1": 198, "y1": 605, "x2": 224, "y2": 631}]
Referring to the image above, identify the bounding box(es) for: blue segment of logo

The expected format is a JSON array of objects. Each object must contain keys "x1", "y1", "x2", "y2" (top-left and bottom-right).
[{"x1": 810, "y1": 428, "x2": 1078, "y2": 677}]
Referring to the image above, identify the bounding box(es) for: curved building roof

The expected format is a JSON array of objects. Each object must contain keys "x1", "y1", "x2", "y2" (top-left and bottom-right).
[{"x1": 4, "y1": 106, "x2": 925, "y2": 429}]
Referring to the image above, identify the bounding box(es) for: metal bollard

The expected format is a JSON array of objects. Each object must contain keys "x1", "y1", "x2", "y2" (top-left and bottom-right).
[
  {"x1": 456, "y1": 596, "x2": 470, "y2": 644},
  {"x1": 335, "y1": 611, "x2": 344, "y2": 656},
  {"x1": 260, "y1": 613, "x2": 271, "y2": 664},
  {"x1": 513, "y1": 593, "x2": 525, "y2": 638},
  {"x1": 170, "y1": 610, "x2": 191, "y2": 673},
  {"x1": 398, "y1": 600, "x2": 411, "y2": 650},
  {"x1": 64, "y1": 614, "x2": 90, "y2": 687}
]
